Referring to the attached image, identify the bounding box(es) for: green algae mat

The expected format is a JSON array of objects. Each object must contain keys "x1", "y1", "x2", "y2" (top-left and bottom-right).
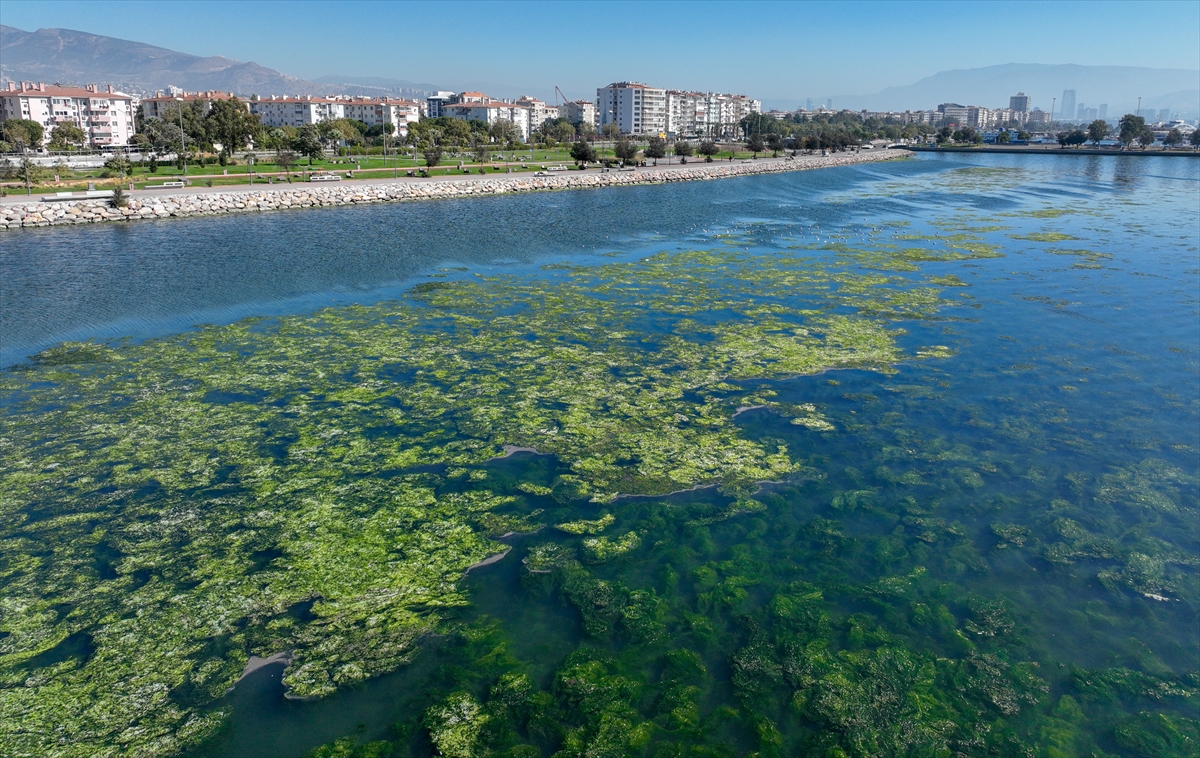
[{"x1": 1, "y1": 157, "x2": 1197, "y2": 758}]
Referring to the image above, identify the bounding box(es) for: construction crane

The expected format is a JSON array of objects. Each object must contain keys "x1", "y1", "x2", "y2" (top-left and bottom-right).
[{"x1": 555, "y1": 86, "x2": 569, "y2": 106}]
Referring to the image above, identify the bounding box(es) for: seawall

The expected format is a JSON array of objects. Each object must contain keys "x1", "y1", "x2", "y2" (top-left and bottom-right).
[{"x1": 1, "y1": 150, "x2": 905, "y2": 230}]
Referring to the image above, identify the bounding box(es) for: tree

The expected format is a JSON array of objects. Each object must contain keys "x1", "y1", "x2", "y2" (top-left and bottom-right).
[
  {"x1": 673, "y1": 140, "x2": 694, "y2": 162},
  {"x1": 766, "y1": 133, "x2": 786, "y2": 157},
  {"x1": 17, "y1": 157, "x2": 51, "y2": 194},
  {"x1": 1087, "y1": 119, "x2": 1109, "y2": 145},
  {"x1": 50, "y1": 122, "x2": 87, "y2": 150},
  {"x1": 3, "y1": 119, "x2": 44, "y2": 151},
  {"x1": 103, "y1": 155, "x2": 131, "y2": 179},
  {"x1": 698, "y1": 139, "x2": 719, "y2": 162},
  {"x1": 553, "y1": 120, "x2": 576, "y2": 143},
  {"x1": 996, "y1": 131, "x2": 1011, "y2": 144},
  {"x1": 613, "y1": 136, "x2": 639, "y2": 165},
  {"x1": 1017, "y1": 131, "x2": 1031, "y2": 141},
  {"x1": 205, "y1": 99, "x2": 259, "y2": 154},
  {"x1": 275, "y1": 148, "x2": 298, "y2": 180},
  {"x1": 489, "y1": 119, "x2": 518, "y2": 146},
  {"x1": 577, "y1": 121, "x2": 596, "y2": 141},
  {"x1": 471, "y1": 136, "x2": 490, "y2": 165},
  {"x1": 423, "y1": 144, "x2": 444, "y2": 167},
  {"x1": 951, "y1": 127, "x2": 976, "y2": 144},
  {"x1": 1162, "y1": 128, "x2": 1183, "y2": 148},
  {"x1": 602, "y1": 121, "x2": 621, "y2": 140},
  {"x1": 293, "y1": 124, "x2": 324, "y2": 164},
  {"x1": 1118, "y1": 114, "x2": 1146, "y2": 148},
  {"x1": 161, "y1": 101, "x2": 208, "y2": 148},
  {"x1": 644, "y1": 136, "x2": 666, "y2": 165},
  {"x1": 1190, "y1": 129, "x2": 1200, "y2": 148},
  {"x1": 570, "y1": 140, "x2": 597, "y2": 165},
  {"x1": 746, "y1": 133, "x2": 766, "y2": 158},
  {"x1": 1137, "y1": 128, "x2": 1155, "y2": 149}
]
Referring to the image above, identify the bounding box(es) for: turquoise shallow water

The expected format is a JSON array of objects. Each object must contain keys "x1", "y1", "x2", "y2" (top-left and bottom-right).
[{"x1": 2, "y1": 153, "x2": 1197, "y2": 758}]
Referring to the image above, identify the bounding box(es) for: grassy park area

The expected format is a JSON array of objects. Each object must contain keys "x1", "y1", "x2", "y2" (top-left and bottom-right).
[{"x1": 2, "y1": 143, "x2": 781, "y2": 195}]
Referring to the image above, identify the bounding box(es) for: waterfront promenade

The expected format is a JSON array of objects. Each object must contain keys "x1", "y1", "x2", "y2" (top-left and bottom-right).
[{"x1": 0, "y1": 150, "x2": 904, "y2": 229}]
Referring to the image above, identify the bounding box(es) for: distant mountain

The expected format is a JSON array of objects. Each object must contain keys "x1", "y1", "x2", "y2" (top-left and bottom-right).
[
  {"x1": 0, "y1": 25, "x2": 401, "y2": 97},
  {"x1": 313, "y1": 74, "x2": 441, "y2": 97},
  {"x1": 823, "y1": 63, "x2": 1199, "y2": 118}
]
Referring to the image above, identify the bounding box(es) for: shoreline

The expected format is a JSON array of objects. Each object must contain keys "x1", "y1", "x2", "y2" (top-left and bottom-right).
[
  {"x1": 902, "y1": 145, "x2": 1200, "y2": 157},
  {"x1": 0, "y1": 150, "x2": 905, "y2": 230}
]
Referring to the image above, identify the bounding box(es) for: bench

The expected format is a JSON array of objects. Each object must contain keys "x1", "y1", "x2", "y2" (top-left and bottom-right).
[
  {"x1": 42, "y1": 190, "x2": 115, "y2": 202},
  {"x1": 309, "y1": 174, "x2": 342, "y2": 182},
  {"x1": 147, "y1": 181, "x2": 186, "y2": 189}
]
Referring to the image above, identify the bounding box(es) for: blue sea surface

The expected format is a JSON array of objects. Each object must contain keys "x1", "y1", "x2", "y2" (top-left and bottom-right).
[{"x1": 2, "y1": 153, "x2": 1197, "y2": 757}]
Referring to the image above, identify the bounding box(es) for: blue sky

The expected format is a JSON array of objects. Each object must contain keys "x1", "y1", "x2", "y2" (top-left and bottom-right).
[{"x1": 4, "y1": 0, "x2": 1198, "y2": 101}]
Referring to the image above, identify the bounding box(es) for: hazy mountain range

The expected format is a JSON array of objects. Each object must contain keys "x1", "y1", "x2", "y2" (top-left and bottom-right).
[
  {"x1": 3, "y1": 25, "x2": 1196, "y2": 119},
  {"x1": 805, "y1": 63, "x2": 1200, "y2": 118}
]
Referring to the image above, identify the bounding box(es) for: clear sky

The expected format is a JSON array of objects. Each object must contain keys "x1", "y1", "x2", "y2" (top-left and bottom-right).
[{"x1": 3, "y1": 0, "x2": 1198, "y2": 101}]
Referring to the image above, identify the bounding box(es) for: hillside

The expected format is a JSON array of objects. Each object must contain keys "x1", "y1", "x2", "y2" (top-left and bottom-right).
[{"x1": 0, "y1": 25, "x2": 368, "y2": 96}]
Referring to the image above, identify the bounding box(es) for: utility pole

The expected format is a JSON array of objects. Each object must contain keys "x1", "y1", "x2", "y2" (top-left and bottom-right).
[{"x1": 175, "y1": 97, "x2": 187, "y2": 179}]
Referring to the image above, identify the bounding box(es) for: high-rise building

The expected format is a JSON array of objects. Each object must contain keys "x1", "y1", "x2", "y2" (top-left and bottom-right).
[
  {"x1": 597, "y1": 82, "x2": 667, "y2": 136},
  {"x1": 1009, "y1": 92, "x2": 1030, "y2": 112},
  {"x1": 1060, "y1": 89, "x2": 1077, "y2": 122},
  {"x1": 806, "y1": 98, "x2": 813, "y2": 111},
  {"x1": 826, "y1": 98, "x2": 833, "y2": 110},
  {"x1": 1098, "y1": 104, "x2": 1108, "y2": 120},
  {"x1": 1157, "y1": 108, "x2": 1172, "y2": 123}
]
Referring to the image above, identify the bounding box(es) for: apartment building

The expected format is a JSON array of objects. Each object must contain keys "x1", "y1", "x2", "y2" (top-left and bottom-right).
[
  {"x1": 516, "y1": 96, "x2": 555, "y2": 134},
  {"x1": 340, "y1": 97, "x2": 422, "y2": 137},
  {"x1": 1, "y1": 81, "x2": 135, "y2": 147},
  {"x1": 441, "y1": 95, "x2": 532, "y2": 141},
  {"x1": 141, "y1": 90, "x2": 246, "y2": 121},
  {"x1": 937, "y1": 103, "x2": 995, "y2": 129},
  {"x1": 247, "y1": 96, "x2": 345, "y2": 128},
  {"x1": 425, "y1": 91, "x2": 456, "y2": 118},
  {"x1": 558, "y1": 99, "x2": 597, "y2": 128},
  {"x1": 656, "y1": 89, "x2": 761, "y2": 138},
  {"x1": 596, "y1": 82, "x2": 666, "y2": 136}
]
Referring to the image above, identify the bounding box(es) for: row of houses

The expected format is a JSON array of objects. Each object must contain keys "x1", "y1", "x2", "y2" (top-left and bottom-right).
[{"x1": 1, "y1": 78, "x2": 761, "y2": 149}]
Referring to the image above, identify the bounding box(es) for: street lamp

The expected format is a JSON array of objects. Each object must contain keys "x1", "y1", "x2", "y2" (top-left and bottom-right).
[{"x1": 175, "y1": 97, "x2": 187, "y2": 179}]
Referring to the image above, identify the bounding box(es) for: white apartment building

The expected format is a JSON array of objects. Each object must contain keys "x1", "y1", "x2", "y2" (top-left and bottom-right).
[
  {"x1": 141, "y1": 90, "x2": 246, "y2": 121},
  {"x1": 340, "y1": 97, "x2": 421, "y2": 137},
  {"x1": 558, "y1": 99, "x2": 597, "y2": 128},
  {"x1": 1, "y1": 81, "x2": 136, "y2": 147},
  {"x1": 937, "y1": 103, "x2": 995, "y2": 129},
  {"x1": 441, "y1": 97, "x2": 532, "y2": 141},
  {"x1": 665, "y1": 90, "x2": 762, "y2": 138},
  {"x1": 248, "y1": 96, "x2": 344, "y2": 128},
  {"x1": 516, "y1": 96, "x2": 555, "y2": 134},
  {"x1": 597, "y1": 82, "x2": 667, "y2": 136}
]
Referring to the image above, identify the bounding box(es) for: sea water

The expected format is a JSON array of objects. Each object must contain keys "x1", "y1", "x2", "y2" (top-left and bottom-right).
[{"x1": 1, "y1": 153, "x2": 1196, "y2": 758}]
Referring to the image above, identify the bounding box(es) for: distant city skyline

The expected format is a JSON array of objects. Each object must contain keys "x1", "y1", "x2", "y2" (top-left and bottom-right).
[{"x1": 3, "y1": 0, "x2": 1197, "y2": 104}]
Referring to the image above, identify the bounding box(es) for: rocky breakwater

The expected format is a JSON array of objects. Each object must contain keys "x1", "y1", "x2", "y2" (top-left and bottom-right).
[{"x1": 1, "y1": 150, "x2": 903, "y2": 230}]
